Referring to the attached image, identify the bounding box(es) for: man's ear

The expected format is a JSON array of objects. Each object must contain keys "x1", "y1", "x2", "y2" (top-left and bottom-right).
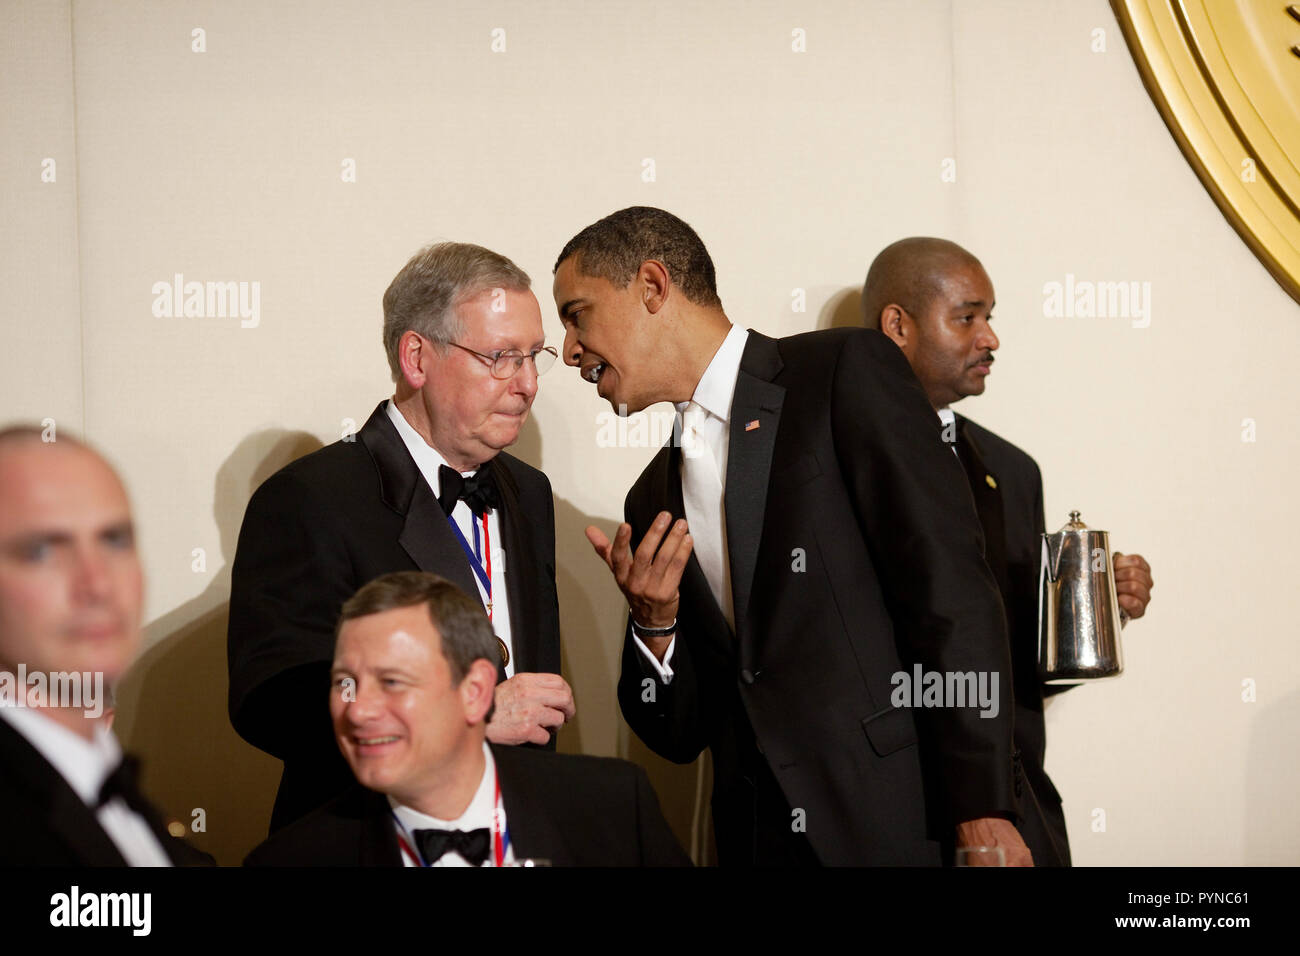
[
  {"x1": 460, "y1": 658, "x2": 499, "y2": 726},
  {"x1": 637, "y1": 260, "x2": 671, "y2": 315},
  {"x1": 397, "y1": 330, "x2": 432, "y2": 389},
  {"x1": 879, "y1": 304, "x2": 911, "y2": 351}
]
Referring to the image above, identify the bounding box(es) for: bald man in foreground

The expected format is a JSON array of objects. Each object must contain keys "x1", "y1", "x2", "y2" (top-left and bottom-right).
[
  {"x1": 0, "y1": 426, "x2": 210, "y2": 865},
  {"x1": 861, "y1": 239, "x2": 1154, "y2": 865}
]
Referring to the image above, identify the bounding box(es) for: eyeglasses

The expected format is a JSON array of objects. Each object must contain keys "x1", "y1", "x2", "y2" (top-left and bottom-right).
[{"x1": 447, "y1": 342, "x2": 559, "y2": 379}]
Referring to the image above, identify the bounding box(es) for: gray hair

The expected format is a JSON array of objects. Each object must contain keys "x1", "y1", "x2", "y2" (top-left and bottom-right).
[{"x1": 381, "y1": 242, "x2": 531, "y2": 383}]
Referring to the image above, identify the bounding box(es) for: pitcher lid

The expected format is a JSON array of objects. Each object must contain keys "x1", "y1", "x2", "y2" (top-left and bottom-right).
[{"x1": 1058, "y1": 510, "x2": 1088, "y2": 532}]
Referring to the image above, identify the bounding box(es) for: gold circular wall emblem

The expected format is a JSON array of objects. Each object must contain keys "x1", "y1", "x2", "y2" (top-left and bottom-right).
[{"x1": 1113, "y1": 0, "x2": 1300, "y2": 304}]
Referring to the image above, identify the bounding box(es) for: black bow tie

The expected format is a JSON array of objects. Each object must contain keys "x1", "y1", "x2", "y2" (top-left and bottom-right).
[
  {"x1": 413, "y1": 827, "x2": 492, "y2": 866},
  {"x1": 97, "y1": 755, "x2": 148, "y2": 814},
  {"x1": 438, "y1": 462, "x2": 499, "y2": 517}
]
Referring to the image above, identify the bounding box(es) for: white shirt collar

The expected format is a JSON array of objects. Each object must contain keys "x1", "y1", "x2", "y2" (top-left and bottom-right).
[
  {"x1": 388, "y1": 740, "x2": 497, "y2": 833},
  {"x1": 937, "y1": 406, "x2": 956, "y2": 428},
  {"x1": 674, "y1": 325, "x2": 749, "y2": 423},
  {"x1": 386, "y1": 399, "x2": 482, "y2": 496},
  {"x1": 0, "y1": 706, "x2": 121, "y2": 805}
]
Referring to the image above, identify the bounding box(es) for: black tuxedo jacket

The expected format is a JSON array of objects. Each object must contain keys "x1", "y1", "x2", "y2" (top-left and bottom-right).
[
  {"x1": 954, "y1": 413, "x2": 1072, "y2": 866},
  {"x1": 616, "y1": 328, "x2": 1016, "y2": 866},
  {"x1": 227, "y1": 402, "x2": 562, "y2": 831},
  {"x1": 243, "y1": 744, "x2": 691, "y2": 866},
  {"x1": 0, "y1": 718, "x2": 212, "y2": 866}
]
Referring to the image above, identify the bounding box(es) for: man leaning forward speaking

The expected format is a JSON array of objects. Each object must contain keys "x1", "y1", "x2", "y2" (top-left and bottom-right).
[{"x1": 552, "y1": 207, "x2": 1031, "y2": 865}]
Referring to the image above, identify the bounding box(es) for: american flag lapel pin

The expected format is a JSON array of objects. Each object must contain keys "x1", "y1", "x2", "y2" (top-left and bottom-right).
[{"x1": 745, "y1": 420, "x2": 760, "y2": 432}]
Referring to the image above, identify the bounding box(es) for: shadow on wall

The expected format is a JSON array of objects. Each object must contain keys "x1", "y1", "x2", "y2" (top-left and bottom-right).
[
  {"x1": 114, "y1": 430, "x2": 323, "y2": 867},
  {"x1": 512, "y1": 412, "x2": 714, "y2": 863},
  {"x1": 819, "y1": 286, "x2": 865, "y2": 331},
  {"x1": 116, "y1": 412, "x2": 718, "y2": 865}
]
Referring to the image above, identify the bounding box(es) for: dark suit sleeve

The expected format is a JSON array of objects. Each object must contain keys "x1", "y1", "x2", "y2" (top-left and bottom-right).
[
  {"x1": 831, "y1": 331, "x2": 1016, "y2": 825},
  {"x1": 616, "y1": 614, "x2": 712, "y2": 764},
  {"x1": 227, "y1": 470, "x2": 354, "y2": 768},
  {"x1": 614, "y1": 491, "x2": 716, "y2": 766}
]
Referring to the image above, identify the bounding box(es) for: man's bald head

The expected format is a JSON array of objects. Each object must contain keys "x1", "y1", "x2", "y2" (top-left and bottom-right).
[
  {"x1": 0, "y1": 426, "x2": 143, "y2": 688},
  {"x1": 860, "y1": 238, "x2": 983, "y2": 330},
  {"x1": 860, "y1": 239, "x2": 999, "y2": 410}
]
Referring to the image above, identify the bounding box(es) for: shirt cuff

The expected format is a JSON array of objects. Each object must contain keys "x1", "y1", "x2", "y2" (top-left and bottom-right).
[{"x1": 632, "y1": 632, "x2": 676, "y2": 684}]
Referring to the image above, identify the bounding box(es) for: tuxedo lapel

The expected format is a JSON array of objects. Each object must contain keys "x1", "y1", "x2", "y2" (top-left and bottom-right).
[
  {"x1": 358, "y1": 402, "x2": 484, "y2": 607},
  {"x1": 356, "y1": 789, "x2": 404, "y2": 866},
  {"x1": 48, "y1": 787, "x2": 128, "y2": 865},
  {"x1": 0, "y1": 718, "x2": 127, "y2": 865},
  {"x1": 398, "y1": 488, "x2": 482, "y2": 604},
  {"x1": 725, "y1": 332, "x2": 785, "y2": 662},
  {"x1": 492, "y1": 746, "x2": 574, "y2": 865},
  {"x1": 493, "y1": 460, "x2": 540, "y2": 674},
  {"x1": 955, "y1": 415, "x2": 1011, "y2": 597}
]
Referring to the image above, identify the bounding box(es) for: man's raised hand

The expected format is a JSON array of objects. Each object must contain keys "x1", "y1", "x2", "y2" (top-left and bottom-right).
[{"x1": 586, "y1": 512, "x2": 692, "y2": 661}]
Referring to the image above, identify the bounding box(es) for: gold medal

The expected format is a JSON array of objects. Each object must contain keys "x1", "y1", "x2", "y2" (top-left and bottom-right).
[{"x1": 497, "y1": 636, "x2": 510, "y2": 668}]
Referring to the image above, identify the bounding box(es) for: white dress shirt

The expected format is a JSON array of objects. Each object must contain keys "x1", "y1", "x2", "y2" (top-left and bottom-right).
[
  {"x1": 389, "y1": 741, "x2": 514, "y2": 866},
  {"x1": 0, "y1": 706, "x2": 173, "y2": 866},
  {"x1": 633, "y1": 324, "x2": 750, "y2": 684},
  {"x1": 386, "y1": 400, "x2": 516, "y2": 677}
]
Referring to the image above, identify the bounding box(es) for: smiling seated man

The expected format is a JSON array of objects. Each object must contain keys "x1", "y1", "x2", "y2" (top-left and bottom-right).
[{"x1": 244, "y1": 571, "x2": 690, "y2": 867}]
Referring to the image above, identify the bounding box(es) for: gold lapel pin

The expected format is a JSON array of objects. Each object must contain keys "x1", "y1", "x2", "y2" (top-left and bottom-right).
[{"x1": 985, "y1": 474, "x2": 998, "y2": 489}]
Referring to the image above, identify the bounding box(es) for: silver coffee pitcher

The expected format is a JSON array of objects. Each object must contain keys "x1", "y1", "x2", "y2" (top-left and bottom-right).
[{"x1": 1037, "y1": 511, "x2": 1126, "y2": 684}]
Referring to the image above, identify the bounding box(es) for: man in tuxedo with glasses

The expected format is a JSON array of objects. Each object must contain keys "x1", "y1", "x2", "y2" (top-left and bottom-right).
[{"x1": 228, "y1": 242, "x2": 574, "y2": 833}]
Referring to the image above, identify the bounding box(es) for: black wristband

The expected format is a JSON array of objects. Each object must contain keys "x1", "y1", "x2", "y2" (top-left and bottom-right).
[{"x1": 630, "y1": 616, "x2": 677, "y2": 639}]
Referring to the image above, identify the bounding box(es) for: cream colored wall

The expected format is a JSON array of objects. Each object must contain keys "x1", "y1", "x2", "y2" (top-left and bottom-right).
[
  {"x1": 1, "y1": 0, "x2": 1294, "y2": 865},
  {"x1": 1, "y1": 0, "x2": 82, "y2": 433}
]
